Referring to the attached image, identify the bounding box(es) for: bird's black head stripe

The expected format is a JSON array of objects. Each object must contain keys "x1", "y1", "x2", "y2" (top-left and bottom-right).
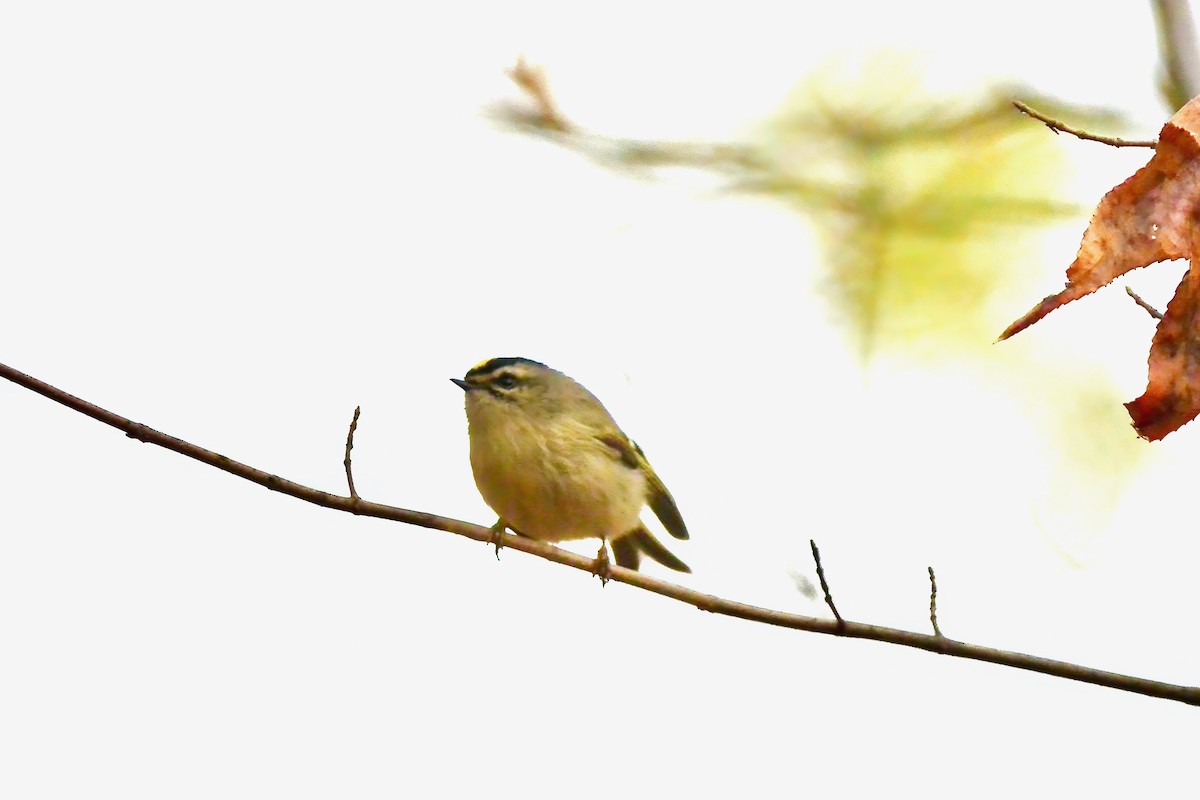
[{"x1": 465, "y1": 357, "x2": 548, "y2": 380}]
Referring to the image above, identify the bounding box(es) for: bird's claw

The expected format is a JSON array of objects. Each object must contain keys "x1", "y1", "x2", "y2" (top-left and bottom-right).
[
  {"x1": 488, "y1": 520, "x2": 507, "y2": 560},
  {"x1": 592, "y1": 542, "x2": 612, "y2": 586}
]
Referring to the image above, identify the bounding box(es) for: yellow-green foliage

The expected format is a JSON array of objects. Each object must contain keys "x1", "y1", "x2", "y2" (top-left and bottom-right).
[{"x1": 756, "y1": 57, "x2": 1078, "y2": 358}]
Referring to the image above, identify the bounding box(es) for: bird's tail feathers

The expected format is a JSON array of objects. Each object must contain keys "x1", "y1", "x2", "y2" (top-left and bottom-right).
[{"x1": 613, "y1": 525, "x2": 691, "y2": 574}]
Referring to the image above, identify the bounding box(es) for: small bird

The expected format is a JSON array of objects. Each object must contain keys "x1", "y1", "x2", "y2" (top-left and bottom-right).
[{"x1": 452, "y1": 357, "x2": 690, "y2": 575}]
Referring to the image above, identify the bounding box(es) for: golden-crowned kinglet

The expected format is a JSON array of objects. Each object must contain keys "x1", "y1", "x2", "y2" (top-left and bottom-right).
[{"x1": 452, "y1": 357, "x2": 690, "y2": 573}]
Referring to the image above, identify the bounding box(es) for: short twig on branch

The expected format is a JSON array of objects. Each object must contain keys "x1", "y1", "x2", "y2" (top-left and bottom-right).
[
  {"x1": 1011, "y1": 101, "x2": 1156, "y2": 148},
  {"x1": 928, "y1": 566, "x2": 943, "y2": 637},
  {"x1": 344, "y1": 405, "x2": 362, "y2": 501},
  {"x1": 2, "y1": 359, "x2": 1199, "y2": 707},
  {"x1": 809, "y1": 539, "x2": 844, "y2": 628},
  {"x1": 1126, "y1": 286, "x2": 1165, "y2": 320}
]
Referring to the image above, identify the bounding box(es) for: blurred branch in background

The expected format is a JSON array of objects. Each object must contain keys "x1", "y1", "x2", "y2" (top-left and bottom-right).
[
  {"x1": 1152, "y1": 0, "x2": 1200, "y2": 110},
  {"x1": 499, "y1": 55, "x2": 1092, "y2": 361}
]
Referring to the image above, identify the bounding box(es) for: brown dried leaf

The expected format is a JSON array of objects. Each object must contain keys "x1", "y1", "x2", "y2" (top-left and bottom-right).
[
  {"x1": 1126, "y1": 264, "x2": 1200, "y2": 439},
  {"x1": 1001, "y1": 95, "x2": 1200, "y2": 440}
]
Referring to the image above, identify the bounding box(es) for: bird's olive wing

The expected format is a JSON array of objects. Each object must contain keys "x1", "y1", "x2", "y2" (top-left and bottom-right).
[{"x1": 597, "y1": 433, "x2": 689, "y2": 541}]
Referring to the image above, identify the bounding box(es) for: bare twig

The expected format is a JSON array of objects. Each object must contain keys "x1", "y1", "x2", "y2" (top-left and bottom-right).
[
  {"x1": 809, "y1": 539, "x2": 844, "y2": 627},
  {"x1": 344, "y1": 405, "x2": 362, "y2": 500},
  {"x1": 1126, "y1": 286, "x2": 1165, "y2": 320},
  {"x1": 1011, "y1": 101, "x2": 1157, "y2": 148},
  {"x1": 1151, "y1": 0, "x2": 1200, "y2": 110},
  {"x1": 928, "y1": 566, "x2": 943, "y2": 637},
  {"x1": 3, "y1": 359, "x2": 1200, "y2": 707}
]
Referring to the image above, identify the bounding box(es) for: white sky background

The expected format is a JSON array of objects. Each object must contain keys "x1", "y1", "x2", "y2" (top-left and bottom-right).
[{"x1": 2, "y1": 1, "x2": 1198, "y2": 797}]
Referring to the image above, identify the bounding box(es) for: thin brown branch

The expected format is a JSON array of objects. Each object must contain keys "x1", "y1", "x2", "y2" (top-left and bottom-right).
[
  {"x1": 344, "y1": 405, "x2": 362, "y2": 500},
  {"x1": 2, "y1": 359, "x2": 1199, "y2": 707},
  {"x1": 1151, "y1": 0, "x2": 1200, "y2": 110},
  {"x1": 928, "y1": 566, "x2": 943, "y2": 637},
  {"x1": 1126, "y1": 286, "x2": 1165, "y2": 320},
  {"x1": 809, "y1": 539, "x2": 844, "y2": 627},
  {"x1": 1011, "y1": 101, "x2": 1157, "y2": 148}
]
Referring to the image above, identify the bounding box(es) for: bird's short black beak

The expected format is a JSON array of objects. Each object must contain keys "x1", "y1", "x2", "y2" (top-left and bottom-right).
[{"x1": 451, "y1": 378, "x2": 472, "y2": 391}]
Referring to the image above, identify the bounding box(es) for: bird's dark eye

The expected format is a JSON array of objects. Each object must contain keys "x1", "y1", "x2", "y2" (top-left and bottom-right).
[{"x1": 494, "y1": 374, "x2": 519, "y2": 390}]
